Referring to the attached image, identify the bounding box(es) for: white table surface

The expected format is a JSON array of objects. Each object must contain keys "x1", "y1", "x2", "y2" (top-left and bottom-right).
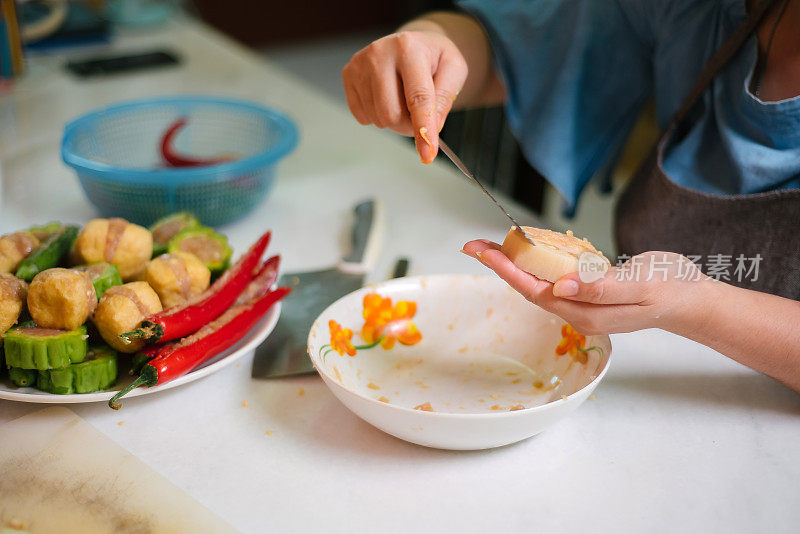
[{"x1": 1, "y1": 16, "x2": 799, "y2": 534}]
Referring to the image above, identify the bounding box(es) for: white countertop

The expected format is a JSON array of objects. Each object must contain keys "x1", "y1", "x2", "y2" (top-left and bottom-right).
[{"x1": 1, "y1": 17, "x2": 799, "y2": 534}]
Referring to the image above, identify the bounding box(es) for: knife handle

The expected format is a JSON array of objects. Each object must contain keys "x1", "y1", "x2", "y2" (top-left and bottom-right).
[{"x1": 338, "y1": 198, "x2": 384, "y2": 275}]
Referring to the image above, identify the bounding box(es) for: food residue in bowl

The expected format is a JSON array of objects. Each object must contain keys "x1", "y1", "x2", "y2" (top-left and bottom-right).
[{"x1": 358, "y1": 350, "x2": 564, "y2": 414}]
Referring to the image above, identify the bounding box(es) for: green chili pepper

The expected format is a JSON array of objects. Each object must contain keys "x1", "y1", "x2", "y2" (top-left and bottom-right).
[
  {"x1": 73, "y1": 262, "x2": 123, "y2": 299},
  {"x1": 15, "y1": 225, "x2": 80, "y2": 282}
]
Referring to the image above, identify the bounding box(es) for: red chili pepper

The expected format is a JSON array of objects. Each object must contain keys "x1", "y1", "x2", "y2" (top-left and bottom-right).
[
  {"x1": 235, "y1": 255, "x2": 280, "y2": 305},
  {"x1": 160, "y1": 117, "x2": 236, "y2": 167},
  {"x1": 120, "y1": 230, "x2": 272, "y2": 344},
  {"x1": 130, "y1": 343, "x2": 171, "y2": 376},
  {"x1": 109, "y1": 286, "x2": 290, "y2": 409}
]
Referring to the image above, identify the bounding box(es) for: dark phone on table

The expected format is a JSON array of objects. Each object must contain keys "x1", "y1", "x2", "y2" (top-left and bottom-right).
[{"x1": 65, "y1": 50, "x2": 180, "y2": 78}]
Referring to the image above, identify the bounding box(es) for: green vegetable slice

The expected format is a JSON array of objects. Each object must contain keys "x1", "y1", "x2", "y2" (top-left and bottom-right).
[
  {"x1": 168, "y1": 227, "x2": 231, "y2": 276},
  {"x1": 3, "y1": 322, "x2": 88, "y2": 370},
  {"x1": 150, "y1": 212, "x2": 201, "y2": 257},
  {"x1": 15, "y1": 225, "x2": 80, "y2": 282},
  {"x1": 73, "y1": 262, "x2": 123, "y2": 299},
  {"x1": 37, "y1": 345, "x2": 118, "y2": 395},
  {"x1": 8, "y1": 367, "x2": 37, "y2": 387}
]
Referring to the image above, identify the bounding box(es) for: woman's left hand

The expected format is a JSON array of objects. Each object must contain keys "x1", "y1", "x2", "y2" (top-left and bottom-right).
[{"x1": 462, "y1": 240, "x2": 711, "y2": 336}]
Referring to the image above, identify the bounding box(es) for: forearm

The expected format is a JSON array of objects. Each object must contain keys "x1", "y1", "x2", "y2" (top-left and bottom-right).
[
  {"x1": 674, "y1": 280, "x2": 800, "y2": 392},
  {"x1": 399, "y1": 12, "x2": 505, "y2": 108}
]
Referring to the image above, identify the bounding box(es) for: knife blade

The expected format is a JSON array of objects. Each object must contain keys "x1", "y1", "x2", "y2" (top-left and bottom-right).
[
  {"x1": 439, "y1": 140, "x2": 536, "y2": 247},
  {"x1": 251, "y1": 200, "x2": 383, "y2": 378}
]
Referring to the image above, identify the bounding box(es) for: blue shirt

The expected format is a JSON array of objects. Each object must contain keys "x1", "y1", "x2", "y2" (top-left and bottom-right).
[{"x1": 458, "y1": 0, "x2": 800, "y2": 211}]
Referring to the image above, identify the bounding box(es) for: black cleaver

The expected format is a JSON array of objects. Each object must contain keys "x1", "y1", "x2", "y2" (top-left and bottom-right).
[{"x1": 251, "y1": 199, "x2": 384, "y2": 378}]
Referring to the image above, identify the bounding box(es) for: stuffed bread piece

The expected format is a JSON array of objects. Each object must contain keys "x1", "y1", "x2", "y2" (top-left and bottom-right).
[{"x1": 500, "y1": 226, "x2": 611, "y2": 284}]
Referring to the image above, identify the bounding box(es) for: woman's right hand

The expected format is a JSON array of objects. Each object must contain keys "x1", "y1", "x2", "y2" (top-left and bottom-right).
[{"x1": 342, "y1": 30, "x2": 468, "y2": 164}]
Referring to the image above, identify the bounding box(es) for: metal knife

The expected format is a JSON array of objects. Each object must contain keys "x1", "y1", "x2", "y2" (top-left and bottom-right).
[
  {"x1": 251, "y1": 199, "x2": 384, "y2": 378},
  {"x1": 439, "y1": 140, "x2": 536, "y2": 246}
]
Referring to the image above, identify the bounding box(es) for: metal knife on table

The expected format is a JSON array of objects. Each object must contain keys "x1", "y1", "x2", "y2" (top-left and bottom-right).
[{"x1": 251, "y1": 199, "x2": 384, "y2": 378}]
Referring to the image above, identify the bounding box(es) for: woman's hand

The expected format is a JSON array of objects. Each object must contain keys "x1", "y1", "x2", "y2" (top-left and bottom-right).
[
  {"x1": 462, "y1": 240, "x2": 710, "y2": 336},
  {"x1": 342, "y1": 29, "x2": 467, "y2": 163},
  {"x1": 464, "y1": 239, "x2": 800, "y2": 392},
  {"x1": 342, "y1": 12, "x2": 504, "y2": 163}
]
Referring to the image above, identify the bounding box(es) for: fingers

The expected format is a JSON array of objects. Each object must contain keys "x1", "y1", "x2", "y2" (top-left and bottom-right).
[
  {"x1": 461, "y1": 239, "x2": 501, "y2": 257},
  {"x1": 396, "y1": 40, "x2": 438, "y2": 164},
  {"x1": 552, "y1": 270, "x2": 650, "y2": 305},
  {"x1": 371, "y1": 64, "x2": 411, "y2": 132},
  {"x1": 476, "y1": 247, "x2": 554, "y2": 303},
  {"x1": 461, "y1": 243, "x2": 648, "y2": 334},
  {"x1": 432, "y1": 52, "x2": 466, "y2": 132},
  {"x1": 343, "y1": 78, "x2": 369, "y2": 126},
  {"x1": 342, "y1": 31, "x2": 466, "y2": 163}
]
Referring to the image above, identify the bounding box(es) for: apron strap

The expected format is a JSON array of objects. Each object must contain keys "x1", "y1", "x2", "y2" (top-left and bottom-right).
[{"x1": 667, "y1": 0, "x2": 781, "y2": 132}]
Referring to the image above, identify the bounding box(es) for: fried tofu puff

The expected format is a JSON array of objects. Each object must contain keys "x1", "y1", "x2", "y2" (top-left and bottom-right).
[
  {"x1": 0, "y1": 231, "x2": 39, "y2": 273},
  {"x1": 0, "y1": 273, "x2": 28, "y2": 337},
  {"x1": 145, "y1": 251, "x2": 211, "y2": 308},
  {"x1": 28, "y1": 268, "x2": 97, "y2": 331},
  {"x1": 74, "y1": 218, "x2": 152, "y2": 281},
  {"x1": 94, "y1": 282, "x2": 162, "y2": 353}
]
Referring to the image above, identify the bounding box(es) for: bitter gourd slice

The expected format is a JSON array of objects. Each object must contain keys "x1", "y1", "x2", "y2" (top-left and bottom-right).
[
  {"x1": 168, "y1": 227, "x2": 231, "y2": 277},
  {"x1": 150, "y1": 212, "x2": 200, "y2": 257},
  {"x1": 15, "y1": 225, "x2": 80, "y2": 282},
  {"x1": 74, "y1": 262, "x2": 123, "y2": 299},
  {"x1": 3, "y1": 322, "x2": 88, "y2": 370},
  {"x1": 37, "y1": 345, "x2": 118, "y2": 394},
  {"x1": 8, "y1": 367, "x2": 37, "y2": 387}
]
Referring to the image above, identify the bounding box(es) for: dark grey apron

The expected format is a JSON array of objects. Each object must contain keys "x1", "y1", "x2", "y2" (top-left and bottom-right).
[{"x1": 615, "y1": 0, "x2": 800, "y2": 300}]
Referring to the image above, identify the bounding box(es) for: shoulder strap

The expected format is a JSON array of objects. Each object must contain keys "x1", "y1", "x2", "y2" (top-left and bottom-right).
[{"x1": 667, "y1": 0, "x2": 780, "y2": 131}]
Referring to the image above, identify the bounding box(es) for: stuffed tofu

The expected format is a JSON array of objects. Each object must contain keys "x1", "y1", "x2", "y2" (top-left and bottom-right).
[
  {"x1": 145, "y1": 251, "x2": 211, "y2": 308},
  {"x1": 94, "y1": 282, "x2": 162, "y2": 352},
  {"x1": 73, "y1": 218, "x2": 152, "y2": 281},
  {"x1": 27, "y1": 268, "x2": 97, "y2": 331},
  {"x1": 0, "y1": 231, "x2": 39, "y2": 273},
  {"x1": 0, "y1": 273, "x2": 28, "y2": 337}
]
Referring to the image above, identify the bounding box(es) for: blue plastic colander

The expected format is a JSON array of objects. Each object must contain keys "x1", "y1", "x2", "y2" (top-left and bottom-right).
[{"x1": 61, "y1": 95, "x2": 299, "y2": 226}]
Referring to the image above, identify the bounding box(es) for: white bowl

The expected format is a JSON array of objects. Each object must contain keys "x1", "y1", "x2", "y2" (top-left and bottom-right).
[{"x1": 308, "y1": 274, "x2": 611, "y2": 450}]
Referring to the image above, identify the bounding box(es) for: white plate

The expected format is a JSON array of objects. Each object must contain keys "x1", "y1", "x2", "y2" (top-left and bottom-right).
[
  {"x1": 0, "y1": 302, "x2": 281, "y2": 404},
  {"x1": 308, "y1": 275, "x2": 612, "y2": 450}
]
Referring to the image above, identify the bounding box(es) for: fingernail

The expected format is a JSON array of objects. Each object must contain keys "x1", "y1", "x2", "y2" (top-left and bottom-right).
[
  {"x1": 420, "y1": 147, "x2": 434, "y2": 164},
  {"x1": 553, "y1": 280, "x2": 579, "y2": 297}
]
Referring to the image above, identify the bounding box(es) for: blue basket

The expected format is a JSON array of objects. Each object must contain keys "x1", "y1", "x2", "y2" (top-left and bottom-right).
[{"x1": 61, "y1": 96, "x2": 299, "y2": 226}]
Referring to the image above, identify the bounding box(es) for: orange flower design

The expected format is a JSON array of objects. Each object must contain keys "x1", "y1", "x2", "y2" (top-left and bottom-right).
[
  {"x1": 361, "y1": 293, "x2": 422, "y2": 350},
  {"x1": 329, "y1": 320, "x2": 356, "y2": 356},
  {"x1": 556, "y1": 324, "x2": 588, "y2": 364}
]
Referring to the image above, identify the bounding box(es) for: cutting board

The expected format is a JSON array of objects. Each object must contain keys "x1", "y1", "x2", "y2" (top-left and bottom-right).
[{"x1": 0, "y1": 407, "x2": 237, "y2": 534}]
